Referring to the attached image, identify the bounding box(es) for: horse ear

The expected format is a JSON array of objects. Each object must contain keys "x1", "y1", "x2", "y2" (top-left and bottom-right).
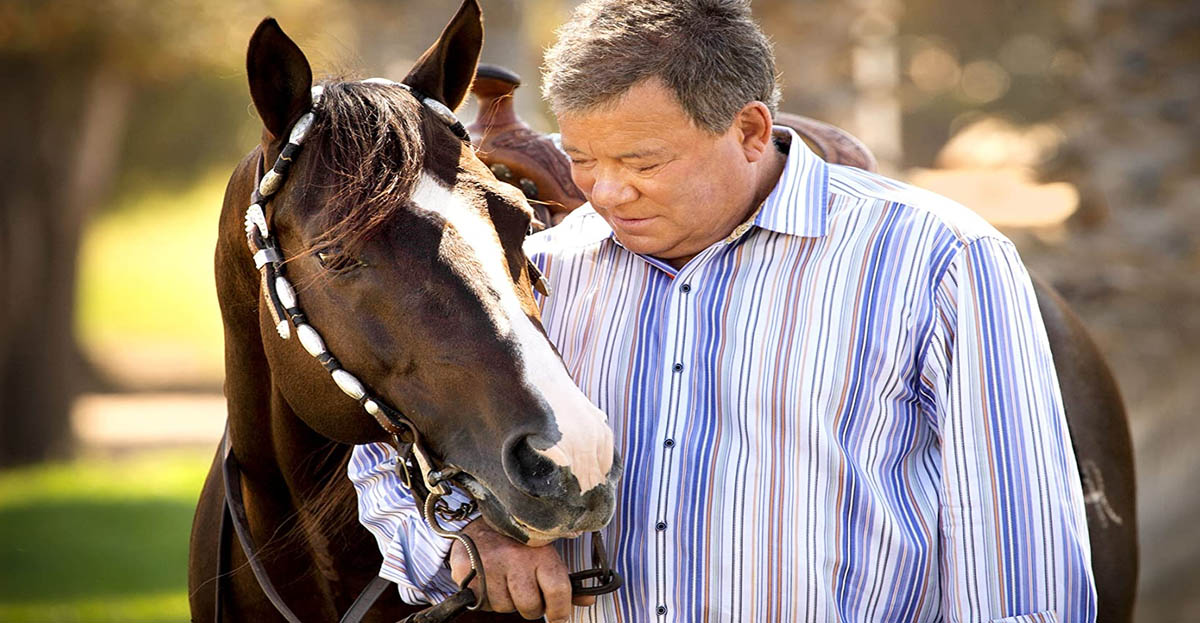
[
  {"x1": 247, "y1": 18, "x2": 313, "y2": 142},
  {"x1": 403, "y1": 0, "x2": 483, "y2": 110}
]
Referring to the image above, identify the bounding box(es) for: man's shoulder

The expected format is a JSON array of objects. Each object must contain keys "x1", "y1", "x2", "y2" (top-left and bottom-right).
[{"x1": 825, "y1": 163, "x2": 1009, "y2": 250}]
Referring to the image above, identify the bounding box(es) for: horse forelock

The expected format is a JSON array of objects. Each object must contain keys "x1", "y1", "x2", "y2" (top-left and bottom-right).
[{"x1": 295, "y1": 80, "x2": 450, "y2": 258}]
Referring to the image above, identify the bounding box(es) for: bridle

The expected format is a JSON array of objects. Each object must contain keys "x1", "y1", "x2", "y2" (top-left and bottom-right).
[{"x1": 216, "y1": 79, "x2": 619, "y2": 623}]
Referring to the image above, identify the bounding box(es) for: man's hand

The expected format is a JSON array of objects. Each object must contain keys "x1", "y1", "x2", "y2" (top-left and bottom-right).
[{"x1": 449, "y1": 519, "x2": 596, "y2": 622}]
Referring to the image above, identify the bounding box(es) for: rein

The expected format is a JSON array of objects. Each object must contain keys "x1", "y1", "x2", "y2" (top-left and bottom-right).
[{"x1": 217, "y1": 80, "x2": 619, "y2": 623}]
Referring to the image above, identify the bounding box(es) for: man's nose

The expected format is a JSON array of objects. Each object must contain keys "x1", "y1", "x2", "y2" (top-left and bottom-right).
[{"x1": 589, "y1": 169, "x2": 638, "y2": 210}]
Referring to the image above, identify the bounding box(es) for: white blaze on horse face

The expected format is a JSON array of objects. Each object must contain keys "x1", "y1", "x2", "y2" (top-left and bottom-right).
[{"x1": 409, "y1": 174, "x2": 615, "y2": 493}]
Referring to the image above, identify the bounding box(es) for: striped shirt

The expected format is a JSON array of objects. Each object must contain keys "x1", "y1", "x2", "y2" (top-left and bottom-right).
[{"x1": 350, "y1": 128, "x2": 1097, "y2": 622}]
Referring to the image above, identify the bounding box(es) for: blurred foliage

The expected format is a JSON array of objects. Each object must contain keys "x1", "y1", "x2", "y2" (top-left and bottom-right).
[
  {"x1": 0, "y1": 0, "x2": 355, "y2": 205},
  {"x1": 897, "y1": 0, "x2": 1076, "y2": 166},
  {"x1": 0, "y1": 0, "x2": 353, "y2": 74},
  {"x1": 0, "y1": 449, "x2": 211, "y2": 621}
]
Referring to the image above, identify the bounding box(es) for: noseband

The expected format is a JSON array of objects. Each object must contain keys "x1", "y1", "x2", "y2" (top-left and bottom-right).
[{"x1": 218, "y1": 80, "x2": 619, "y2": 623}]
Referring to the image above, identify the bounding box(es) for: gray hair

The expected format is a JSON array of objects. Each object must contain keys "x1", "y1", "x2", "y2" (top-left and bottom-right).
[{"x1": 541, "y1": 0, "x2": 780, "y2": 134}]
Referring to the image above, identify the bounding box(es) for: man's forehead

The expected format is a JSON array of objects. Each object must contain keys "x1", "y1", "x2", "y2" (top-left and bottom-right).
[{"x1": 556, "y1": 79, "x2": 701, "y2": 152}]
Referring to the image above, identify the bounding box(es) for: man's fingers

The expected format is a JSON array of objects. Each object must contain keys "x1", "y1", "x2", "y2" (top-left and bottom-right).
[
  {"x1": 571, "y1": 594, "x2": 597, "y2": 607},
  {"x1": 448, "y1": 521, "x2": 599, "y2": 618},
  {"x1": 460, "y1": 571, "x2": 514, "y2": 614},
  {"x1": 507, "y1": 571, "x2": 545, "y2": 620},
  {"x1": 536, "y1": 562, "x2": 575, "y2": 623},
  {"x1": 448, "y1": 539, "x2": 471, "y2": 585}
]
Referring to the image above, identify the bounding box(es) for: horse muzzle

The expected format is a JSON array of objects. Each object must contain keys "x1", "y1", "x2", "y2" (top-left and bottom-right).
[{"x1": 458, "y1": 456, "x2": 621, "y2": 546}]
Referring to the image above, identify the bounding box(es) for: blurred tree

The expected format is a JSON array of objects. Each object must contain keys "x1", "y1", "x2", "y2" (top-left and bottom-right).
[{"x1": 0, "y1": 0, "x2": 346, "y2": 466}]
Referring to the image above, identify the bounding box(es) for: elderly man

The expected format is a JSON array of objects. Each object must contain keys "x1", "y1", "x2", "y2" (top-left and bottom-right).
[{"x1": 350, "y1": 0, "x2": 1097, "y2": 621}]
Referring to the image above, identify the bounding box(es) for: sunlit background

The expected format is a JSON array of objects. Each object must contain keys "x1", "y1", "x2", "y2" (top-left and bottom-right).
[{"x1": 1, "y1": 0, "x2": 1196, "y2": 620}]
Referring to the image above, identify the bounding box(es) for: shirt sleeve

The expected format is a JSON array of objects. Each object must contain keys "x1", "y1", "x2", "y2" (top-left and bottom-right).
[
  {"x1": 920, "y1": 237, "x2": 1097, "y2": 623},
  {"x1": 348, "y1": 442, "x2": 477, "y2": 605}
]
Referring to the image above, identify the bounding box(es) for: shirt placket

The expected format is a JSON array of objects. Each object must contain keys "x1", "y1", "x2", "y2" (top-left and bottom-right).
[{"x1": 645, "y1": 246, "x2": 720, "y2": 622}]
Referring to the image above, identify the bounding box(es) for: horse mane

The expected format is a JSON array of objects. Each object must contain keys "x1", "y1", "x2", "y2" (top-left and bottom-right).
[{"x1": 298, "y1": 80, "x2": 432, "y2": 257}]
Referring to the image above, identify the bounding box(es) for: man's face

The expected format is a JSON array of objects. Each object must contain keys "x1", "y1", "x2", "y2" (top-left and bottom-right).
[{"x1": 558, "y1": 79, "x2": 760, "y2": 268}]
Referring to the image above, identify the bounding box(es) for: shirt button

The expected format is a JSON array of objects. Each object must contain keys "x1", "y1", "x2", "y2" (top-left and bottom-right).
[
  {"x1": 664, "y1": 438, "x2": 675, "y2": 448},
  {"x1": 672, "y1": 362, "x2": 683, "y2": 372},
  {"x1": 656, "y1": 521, "x2": 668, "y2": 531},
  {"x1": 680, "y1": 283, "x2": 691, "y2": 293},
  {"x1": 657, "y1": 605, "x2": 668, "y2": 616}
]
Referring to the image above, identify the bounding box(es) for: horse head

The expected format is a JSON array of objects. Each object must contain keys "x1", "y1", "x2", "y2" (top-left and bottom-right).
[{"x1": 232, "y1": 0, "x2": 618, "y2": 546}]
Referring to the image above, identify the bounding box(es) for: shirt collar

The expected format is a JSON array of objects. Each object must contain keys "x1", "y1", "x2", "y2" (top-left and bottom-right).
[{"x1": 751, "y1": 126, "x2": 830, "y2": 238}]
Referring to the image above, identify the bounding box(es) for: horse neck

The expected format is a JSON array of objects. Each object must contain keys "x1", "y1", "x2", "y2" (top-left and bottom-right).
[{"x1": 215, "y1": 151, "x2": 364, "y2": 587}]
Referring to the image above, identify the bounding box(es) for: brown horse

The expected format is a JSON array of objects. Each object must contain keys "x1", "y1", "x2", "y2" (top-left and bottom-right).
[{"x1": 187, "y1": 2, "x2": 618, "y2": 621}]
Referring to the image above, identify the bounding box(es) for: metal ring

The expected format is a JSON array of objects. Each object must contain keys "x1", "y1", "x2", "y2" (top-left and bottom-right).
[{"x1": 422, "y1": 491, "x2": 487, "y2": 610}]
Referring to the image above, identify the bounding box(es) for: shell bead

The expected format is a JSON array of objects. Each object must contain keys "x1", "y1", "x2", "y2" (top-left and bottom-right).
[
  {"x1": 289, "y1": 112, "x2": 315, "y2": 144},
  {"x1": 296, "y1": 324, "x2": 326, "y2": 358},
  {"x1": 332, "y1": 370, "x2": 366, "y2": 401},
  {"x1": 275, "y1": 276, "x2": 297, "y2": 309},
  {"x1": 259, "y1": 170, "x2": 282, "y2": 196},
  {"x1": 246, "y1": 204, "x2": 269, "y2": 237},
  {"x1": 423, "y1": 98, "x2": 459, "y2": 127},
  {"x1": 363, "y1": 399, "x2": 381, "y2": 416}
]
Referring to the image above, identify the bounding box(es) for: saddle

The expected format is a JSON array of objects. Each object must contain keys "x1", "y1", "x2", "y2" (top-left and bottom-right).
[{"x1": 466, "y1": 63, "x2": 877, "y2": 227}]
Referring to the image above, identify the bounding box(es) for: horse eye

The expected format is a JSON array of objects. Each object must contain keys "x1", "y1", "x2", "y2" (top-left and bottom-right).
[{"x1": 316, "y1": 250, "x2": 367, "y2": 273}]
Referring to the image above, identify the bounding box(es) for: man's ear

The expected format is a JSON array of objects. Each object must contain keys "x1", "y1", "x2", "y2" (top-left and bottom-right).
[
  {"x1": 247, "y1": 18, "x2": 313, "y2": 142},
  {"x1": 403, "y1": 0, "x2": 483, "y2": 110},
  {"x1": 735, "y1": 101, "x2": 775, "y2": 162}
]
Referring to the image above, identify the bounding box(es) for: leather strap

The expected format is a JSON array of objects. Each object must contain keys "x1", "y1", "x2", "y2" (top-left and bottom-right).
[
  {"x1": 398, "y1": 589, "x2": 475, "y2": 623},
  {"x1": 221, "y1": 429, "x2": 305, "y2": 623},
  {"x1": 218, "y1": 426, "x2": 471, "y2": 623},
  {"x1": 215, "y1": 488, "x2": 230, "y2": 623},
  {"x1": 338, "y1": 575, "x2": 392, "y2": 623}
]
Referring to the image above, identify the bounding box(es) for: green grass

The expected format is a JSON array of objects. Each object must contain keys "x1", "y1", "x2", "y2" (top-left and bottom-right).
[
  {"x1": 75, "y1": 169, "x2": 229, "y2": 369},
  {"x1": 0, "y1": 449, "x2": 213, "y2": 622}
]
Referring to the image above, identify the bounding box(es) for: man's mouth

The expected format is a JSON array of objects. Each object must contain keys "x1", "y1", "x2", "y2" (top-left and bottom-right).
[{"x1": 609, "y1": 214, "x2": 656, "y2": 230}]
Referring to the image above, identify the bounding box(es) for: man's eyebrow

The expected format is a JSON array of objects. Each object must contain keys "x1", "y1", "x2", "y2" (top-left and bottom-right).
[
  {"x1": 614, "y1": 148, "x2": 667, "y2": 160},
  {"x1": 560, "y1": 143, "x2": 667, "y2": 160}
]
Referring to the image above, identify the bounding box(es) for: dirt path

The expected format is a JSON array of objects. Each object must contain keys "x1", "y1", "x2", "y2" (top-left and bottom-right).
[{"x1": 72, "y1": 392, "x2": 225, "y2": 452}]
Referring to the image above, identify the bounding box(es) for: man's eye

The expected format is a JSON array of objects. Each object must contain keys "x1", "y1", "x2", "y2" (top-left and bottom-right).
[
  {"x1": 316, "y1": 250, "x2": 367, "y2": 273},
  {"x1": 634, "y1": 163, "x2": 659, "y2": 173}
]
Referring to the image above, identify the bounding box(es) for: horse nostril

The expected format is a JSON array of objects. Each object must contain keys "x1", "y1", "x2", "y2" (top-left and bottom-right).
[{"x1": 503, "y1": 435, "x2": 565, "y2": 498}]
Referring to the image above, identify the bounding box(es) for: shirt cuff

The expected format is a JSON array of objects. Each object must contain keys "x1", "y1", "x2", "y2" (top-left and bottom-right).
[{"x1": 377, "y1": 485, "x2": 479, "y2": 605}]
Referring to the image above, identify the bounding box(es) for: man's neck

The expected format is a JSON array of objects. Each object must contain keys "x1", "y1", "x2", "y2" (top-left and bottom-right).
[{"x1": 752, "y1": 133, "x2": 789, "y2": 209}]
